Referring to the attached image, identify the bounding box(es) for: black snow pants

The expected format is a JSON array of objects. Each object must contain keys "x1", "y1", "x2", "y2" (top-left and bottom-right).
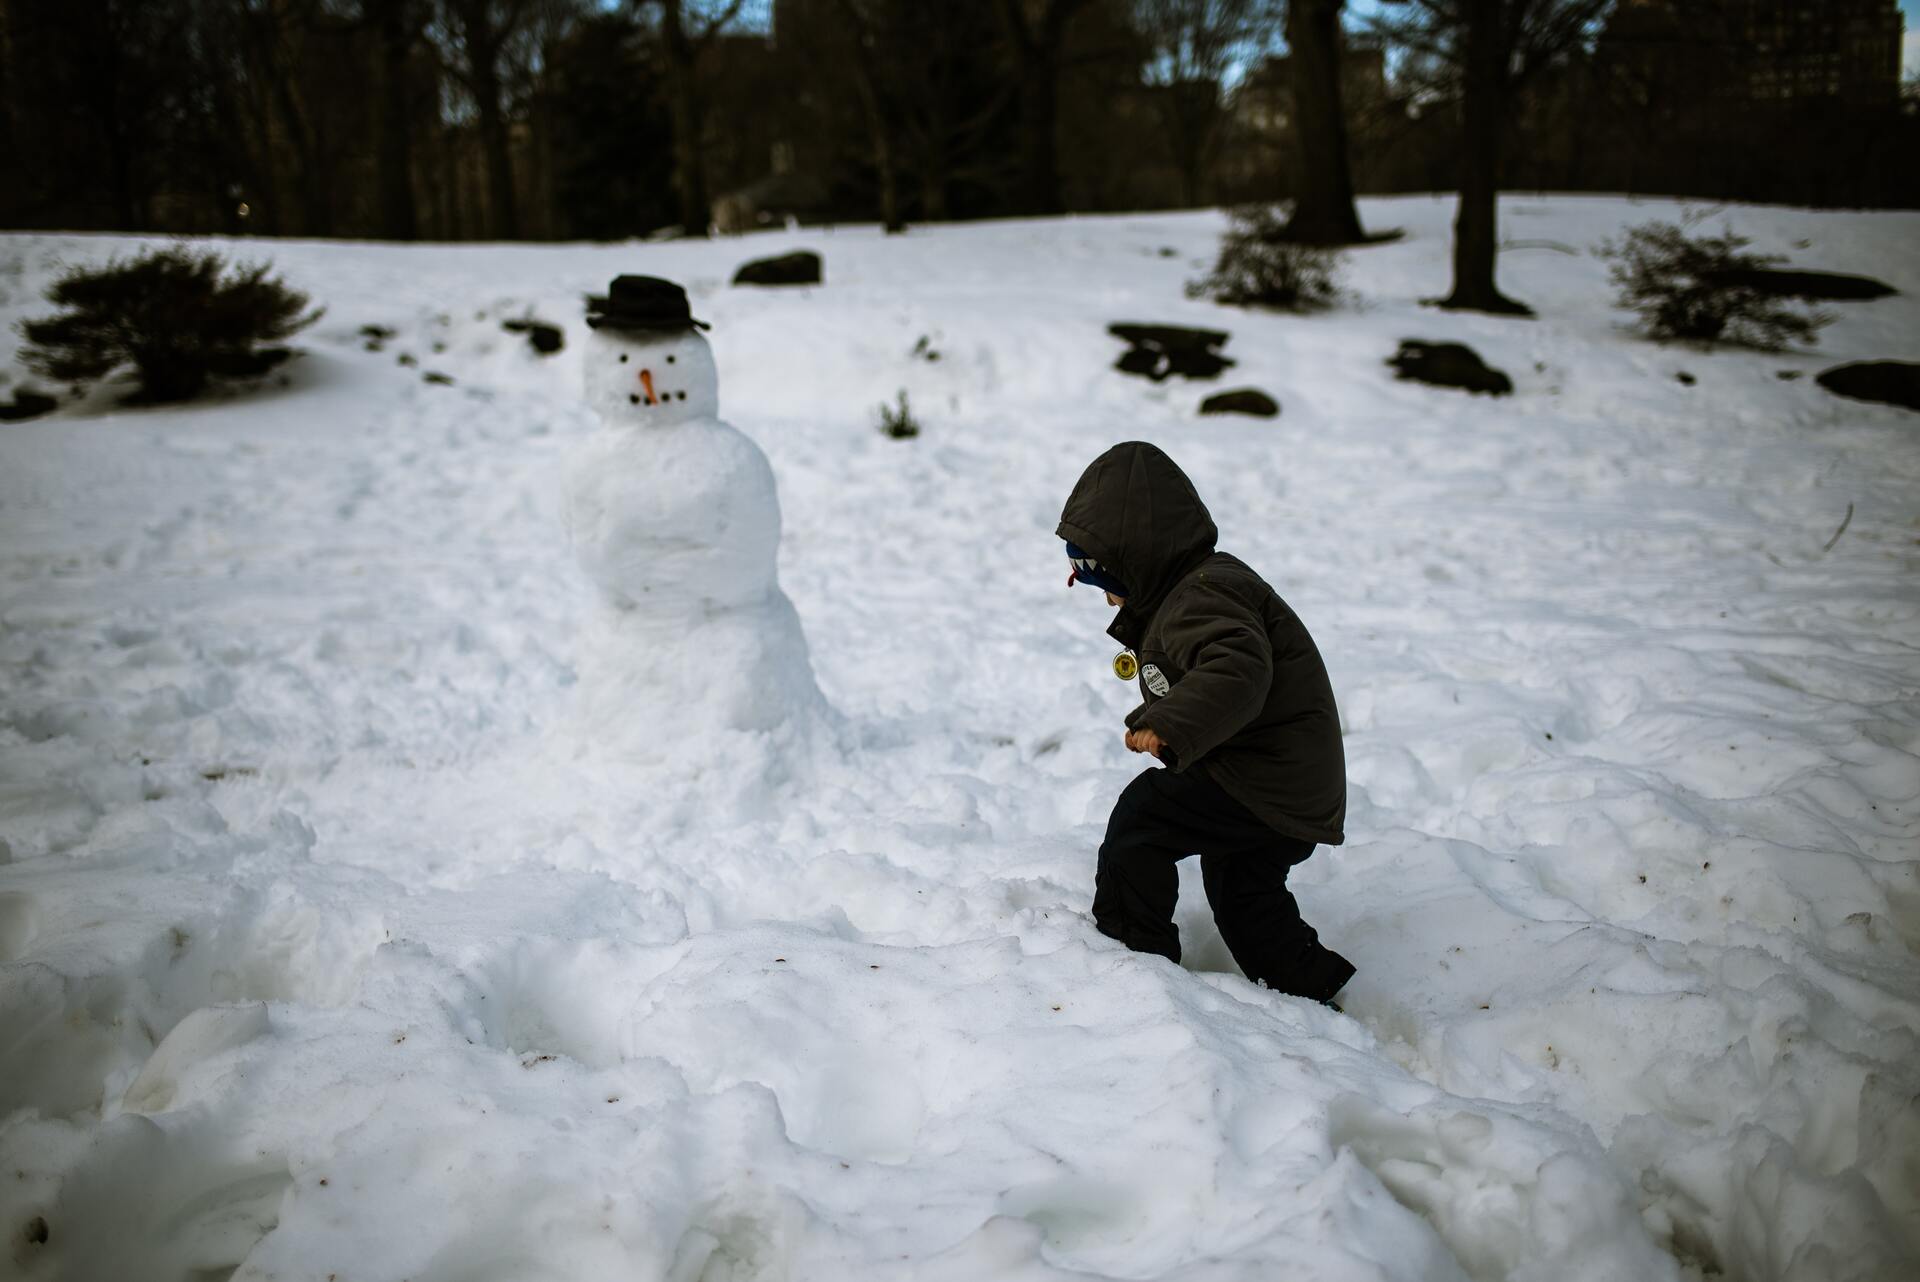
[{"x1": 1093, "y1": 765, "x2": 1355, "y2": 1004}]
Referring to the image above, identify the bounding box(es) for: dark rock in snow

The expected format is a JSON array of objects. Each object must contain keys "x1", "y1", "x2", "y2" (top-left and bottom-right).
[
  {"x1": 1700, "y1": 268, "x2": 1897, "y2": 301},
  {"x1": 502, "y1": 318, "x2": 565, "y2": 354},
  {"x1": 1676, "y1": 371, "x2": 1697, "y2": 386},
  {"x1": 1816, "y1": 361, "x2": 1920, "y2": 413},
  {"x1": 1108, "y1": 324, "x2": 1235, "y2": 382},
  {"x1": 733, "y1": 251, "x2": 822, "y2": 287},
  {"x1": 1386, "y1": 341, "x2": 1513, "y2": 396},
  {"x1": 1115, "y1": 346, "x2": 1164, "y2": 379},
  {"x1": 423, "y1": 371, "x2": 455, "y2": 386},
  {"x1": 1199, "y1": 388, "x2": 1279, "y2": 418},
  {"x1": 0, "y1": 388, "x2": 58, "y2": 421}
]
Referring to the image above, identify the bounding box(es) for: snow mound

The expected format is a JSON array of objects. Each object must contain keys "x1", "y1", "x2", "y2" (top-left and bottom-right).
[{"x1": 2, "y1": 198, "x2": 1917, "y2": 1280}]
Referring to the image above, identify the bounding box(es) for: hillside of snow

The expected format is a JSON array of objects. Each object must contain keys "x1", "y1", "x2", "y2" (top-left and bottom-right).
[{"x1": 2, "y1": 196, "x2": 1917, "y2": 1281}]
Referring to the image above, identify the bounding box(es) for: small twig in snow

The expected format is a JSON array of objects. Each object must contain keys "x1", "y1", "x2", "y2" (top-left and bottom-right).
[{"x1": 1820, "y1": 502, "x2": 1855, "y2": 555}]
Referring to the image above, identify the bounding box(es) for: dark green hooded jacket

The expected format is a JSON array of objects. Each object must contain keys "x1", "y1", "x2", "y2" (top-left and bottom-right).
[{"x1": 1058, "y1": 441, "x2": 1346, "y2": 846}]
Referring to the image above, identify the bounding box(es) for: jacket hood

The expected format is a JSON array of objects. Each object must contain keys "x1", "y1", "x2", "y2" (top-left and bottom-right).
[{"x1": 1057, "y1": 441, "x2": 1218, "y2": 623}]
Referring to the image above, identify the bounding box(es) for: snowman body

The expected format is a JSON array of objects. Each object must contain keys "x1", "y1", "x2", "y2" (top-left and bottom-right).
[{"x1": 566, "y1": 322, "x2": 823, "y2": 742}]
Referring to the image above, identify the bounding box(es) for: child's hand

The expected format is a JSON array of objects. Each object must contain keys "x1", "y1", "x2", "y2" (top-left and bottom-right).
[{"x1": 1125, "y1": 728, "x2": 1166, "y2": 759}]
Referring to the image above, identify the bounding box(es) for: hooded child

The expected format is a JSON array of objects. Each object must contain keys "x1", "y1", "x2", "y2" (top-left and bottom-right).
[{"x1": 1058, "y1": 441, "x2": 1354, "y2": 1004}]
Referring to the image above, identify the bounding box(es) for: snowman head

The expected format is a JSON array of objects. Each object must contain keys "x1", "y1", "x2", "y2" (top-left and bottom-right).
[
  {"x1": 583, "y1": 275, "x2": 719, "y2": 427},
  {"x1": 584, "y1": 327, "x2": 719, "y2": 427}
]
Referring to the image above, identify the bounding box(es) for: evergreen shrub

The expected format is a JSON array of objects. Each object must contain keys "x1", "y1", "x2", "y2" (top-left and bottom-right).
[
  {"x1": 19, "y1": 249, "x2": 321, "y2": 404},
  {"x1": 1188, "y1": 205, "x2": 1342, "y2": 312},
  {"x1": 1599, "y1": 221, "x2": 1831, "y2": 351},
  {"x1": 877, "y1": 390, "x2": 920, "y2": 439}
]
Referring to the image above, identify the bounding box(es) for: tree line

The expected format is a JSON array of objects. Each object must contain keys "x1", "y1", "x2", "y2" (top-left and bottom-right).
[{"x1": 3, "y1": 2, "x2": 1914, "y2": 318}]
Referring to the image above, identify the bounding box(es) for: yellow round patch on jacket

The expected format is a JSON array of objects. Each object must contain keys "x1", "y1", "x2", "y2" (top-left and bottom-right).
[{"x1": 1113, "y1": 651, "x2": 1138, "y2": 681}]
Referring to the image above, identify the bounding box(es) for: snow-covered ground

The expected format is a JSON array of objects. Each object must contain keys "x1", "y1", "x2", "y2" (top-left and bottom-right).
[{"x1": 1, "y1": 195, "x2": 1916, "y2": 1281}]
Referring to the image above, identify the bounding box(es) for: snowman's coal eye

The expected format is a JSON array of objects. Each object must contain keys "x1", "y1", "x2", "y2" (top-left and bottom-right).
[
  {"x1": 629, "y1": 394, "x2": 639, "y2": 404},
  {"x1": 667, "y1": 355, "x2": 676, "y2": 364},
  {"x1": 619, "y1": 354, "x2": 628, "y2": 363},
  {"x1": 677, "y1": 391, "x2": 687, "y2": 400}
]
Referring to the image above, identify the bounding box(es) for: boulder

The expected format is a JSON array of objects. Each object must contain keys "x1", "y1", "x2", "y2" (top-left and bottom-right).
[
  {"x1": 1199, "y1": 388, "x2": 1279, "y2": 418},
  {"x1": 1387, "y1": 340, "x2": 1513, "y2": 396},
  {"x1": 1700, "y1": 268, "x2": 1896, "y2": 301},
  {"x1": 1108, "y1": 324, "x2": 1235, "y2": 382},
  {"x1": 733, "y1": 250, "x2": 823, "y2": 287},
  {"x1": 502, "y1": 318, "x2": 565, "y2": 354},
  {"x1": 1816, "y1": 361, "x2": 1920, "y2": 413},
  {"x1": 0, "y1": 389, "x2": 57, "y2": 422}
]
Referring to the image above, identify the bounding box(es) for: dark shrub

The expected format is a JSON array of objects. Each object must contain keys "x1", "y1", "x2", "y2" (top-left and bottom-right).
[
  {"x1": 1599, "y1": 222, "x2": 1831, "y2": 351},
  {"x1": 877, "y1": 390, "x2": 920, "y2": 439},
  {"x1": 1188, "y1": 205, "x2": 1341, "y2": 312},
  {"x1": 18, "y1": 249, "x2": 322, "y2": 404}
]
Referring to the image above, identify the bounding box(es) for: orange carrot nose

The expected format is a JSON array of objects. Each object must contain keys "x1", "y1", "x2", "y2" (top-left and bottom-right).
[{"x1": 639, "y1": 369, "x2": 657, "y2": 405}]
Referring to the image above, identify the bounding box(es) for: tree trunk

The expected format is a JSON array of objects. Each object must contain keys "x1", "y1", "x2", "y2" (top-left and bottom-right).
[
  {"x1": 667, "y1": 71, "x2": 708, "y2": 234},
  {"x1": 101, "y1": 100, "x2": 140, "y2": 229},
  {"x1": 871, "y1": 116, "x2": 903, "y2": 232},
  {"x1": 660, "y1": 0, "x2": 709, "y2": 236},
  {"x1": 836, "y1": 0, "x2": 905, "y2": 233},
  {"x1": 375, "y1": 7, "x2": 419, "y2": 240},
  {"x1": 997, "y1": 0, "x2": 1085, "y2": 217},
  {"x1": 252, "y1": 13, "x2": 333, "y2": 237},
  {"x1": 1282, "y1": 0, "x2": 1366, "y2": 245},
  {"x1": 1440, "y1": 0, "x2": 1529, "y2": 315},
  {"x1": 850, "y1": 73, "x2": 903, "y2": 232},
  {"x1": 1015, "y1": 53, "x2": 1062, "y2": 215},
  {"x1": 472, "y1": 60, "x2": 519, "y2": 239},
  {"x1": 91, "y1": 9, "x2": 139, "y2": 229},
  {"x1": 920, "y1": 153, "x2": 949, "y2": 223}
]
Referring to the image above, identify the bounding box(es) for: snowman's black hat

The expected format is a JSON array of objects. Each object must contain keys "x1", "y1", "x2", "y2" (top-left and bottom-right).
[{"x1": 585, "y1": 275, "x2": 710, "y2": 332}]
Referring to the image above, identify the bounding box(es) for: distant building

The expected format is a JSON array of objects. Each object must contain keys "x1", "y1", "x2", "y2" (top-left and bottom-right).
[{"x1": 1605, "y1": 0, "x2": 1904, "y2": 107}]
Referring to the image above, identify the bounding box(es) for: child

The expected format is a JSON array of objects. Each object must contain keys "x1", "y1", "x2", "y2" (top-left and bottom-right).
[{"x1": 1059, "y1": 441, "x2": 1354, "y2": 1005}]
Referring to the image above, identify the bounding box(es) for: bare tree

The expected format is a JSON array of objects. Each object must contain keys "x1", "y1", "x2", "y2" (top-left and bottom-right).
[
  {"x1": 890, "y1": 2, "x2": 1012, "y2": 222},
  {"x1": 637, "y1": 0, "x2": 748, "y2": 236},
  {"x1": 828, "y1": 0, "x2": 906, "y2": 232},
  {"x1": 1134, "y1": 0, "x2": 1271, "y2": 208},
  {"x1": 995, "y1": 0, "x2": 1095, "y2": 216},
  {"x1": 819, "y1": 1, "x2": 1010, "y2": 229},
  {"x1": 1281, "y1": 0, "x2": 1367, "y2": 244},
  {"x1": 1374, "y1": 0, "x2": 1612, "y2": 314},
  {"x1": 434, "y1": 0, "x2": 538, "y2": 238},
  {"x1": 235, "y1": 0, "x2": 342, "y2": 236},
  {"x1": 360, "y1": 0, "x2": 430, "y2": 240}
]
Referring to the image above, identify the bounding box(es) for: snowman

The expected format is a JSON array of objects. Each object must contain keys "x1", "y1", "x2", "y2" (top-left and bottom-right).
[{"x1": 565, "y1": 276, "x2": 824, "y2": 752}]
